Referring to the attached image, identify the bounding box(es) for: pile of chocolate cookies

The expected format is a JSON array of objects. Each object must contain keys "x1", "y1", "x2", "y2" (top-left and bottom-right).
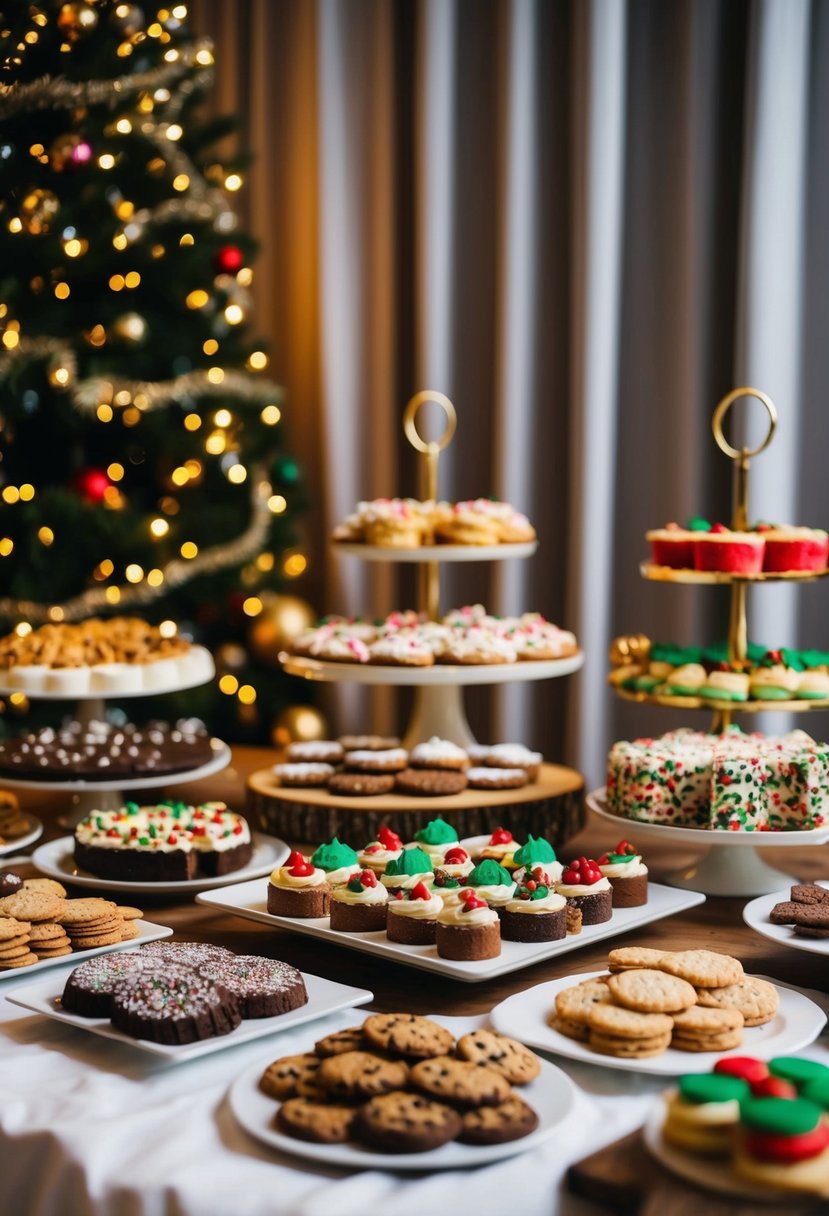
[{"x1": 769, "y1": 883, "x2": 829, "y2": 939}]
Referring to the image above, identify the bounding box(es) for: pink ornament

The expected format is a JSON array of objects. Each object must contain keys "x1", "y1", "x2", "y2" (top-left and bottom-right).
[{"x1": 70, "y1": 141, "x2": 93, "y2": 167}]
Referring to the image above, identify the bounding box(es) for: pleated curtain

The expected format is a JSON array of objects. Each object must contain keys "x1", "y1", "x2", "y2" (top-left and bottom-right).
[{"x1": 193, "y1": 0, "x2": 829, "y2": 789}]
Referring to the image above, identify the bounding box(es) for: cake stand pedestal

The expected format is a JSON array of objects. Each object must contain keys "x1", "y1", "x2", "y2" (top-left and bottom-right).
[{"x1": 586, "y1": 789, "x2": 829, "y2": 896}]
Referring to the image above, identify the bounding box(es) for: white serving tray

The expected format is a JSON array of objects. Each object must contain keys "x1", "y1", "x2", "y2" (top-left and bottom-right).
[
  {"x1": 6, "y1": 970, "x2": 373, "y2": 1062},
  {"x1": 743, "y1": 883, "x2": 829, "y2": 957},
  {"x1": 196, "y1": 879, "x2": 705, "y2": 984},
  {"x1": 490, "y1": 970, "x2": 827, "y2": 1074},
  {"x1": 0, "y1": 918, "x2": 173, "y2": 983}
]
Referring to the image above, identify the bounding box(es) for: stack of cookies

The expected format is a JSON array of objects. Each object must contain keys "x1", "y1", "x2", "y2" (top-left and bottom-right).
[
  {"x1": 769, "y1": 883, "x2": 829, "y2": 939},
  {"x1": 0, "y1": 791, "x2": 31, "y2": 845},
  {"x1": 259, "y1": 1014, "x2": 542, "y2": 1152},
  {"x1": 550, "y1": 947, "x2": 779, "y2": 1060},
  {"x1": 272, "y1": 736, "x2": 543, "y2": 798},
  {"x1": 0, "y1": 881, "x2": 143, "y2": 969}
]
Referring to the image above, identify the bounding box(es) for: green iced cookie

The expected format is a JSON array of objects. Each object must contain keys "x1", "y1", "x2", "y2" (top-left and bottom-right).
[
  {"x1": 678, "y1": 1074, "x2": 750, "y2": 1106},
  {"x1": 801, "y1": 1077, "x2": 829, "y2": 1110},
  {"x1": 769, "y1": 1057, "x2": 829, "y2": 1087},
  {"x1": 739, "y1": 1096, "x2": 822, "y2": 1137}
]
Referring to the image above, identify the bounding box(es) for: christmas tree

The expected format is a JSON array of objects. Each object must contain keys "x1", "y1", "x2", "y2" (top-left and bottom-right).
[{"x1": 0, "y1": 1, "x2": 313, "y2": 742}]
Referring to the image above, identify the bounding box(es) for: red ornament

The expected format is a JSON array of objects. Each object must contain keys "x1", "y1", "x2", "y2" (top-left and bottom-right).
[
  {"x1": 215, "y1": 244, "x2": 244, "y2": 274},
  {"x1": 72, "y1": 467, "x2": 111, "y2": 503}
]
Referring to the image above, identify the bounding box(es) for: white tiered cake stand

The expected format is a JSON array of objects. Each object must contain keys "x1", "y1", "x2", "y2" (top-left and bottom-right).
[
  {"x1": 0, "y1": 646, "x2": 229, "y2": 823},
  {"x1": 600, "y1": 388, "x2": 829, "y2": 895}
]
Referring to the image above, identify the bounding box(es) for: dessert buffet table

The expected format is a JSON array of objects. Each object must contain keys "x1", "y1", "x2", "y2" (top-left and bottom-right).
[{"x1": 2, "y1": 748, "x2": 829, "y2": 1215}]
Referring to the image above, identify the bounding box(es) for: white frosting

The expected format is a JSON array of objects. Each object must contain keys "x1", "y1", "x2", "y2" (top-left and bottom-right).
[
  {"x1": 466, "y1": 882, "x2": 516, "y2": 905},
  {"x1": 287, "y1": 741, "x2": 343, "y2": 762},
  {"x1": 358, "y1": 844, "x2": 403, "y2": 871},
  {"x1": 331, "y1": 882, "x2": 388, "y2": 906},
  {"x1": 437, "y1": 902, "x2": 499, "y2": 927},
  {"x1": 369, "y1": 635, "x2": 433, "y2": 663},
  {"x1": 410, "y1": 736, "x2": 468, "y2": 764},
  {"x1": 270, "y1": 865, "x2": 327, "y2": 889},
  {"x1": 435, "y1": 857, "x2": 474, "y2": 878},
  {"x1": 704, "y1": 672, "x2": 749, "y2": 693},
  {"x1": 505, "y1": 891, "x2": 566, "y2": 914},
  {"x1": 512, "y1": 861, "x2": 564, "y2": 886},
  {"x1": 387, "y1": 892, "x2": 443, "y2": 919},
  {"x1": 323, "y1": 864, "x2": 361, "y2": 886},
  {"x1": 466, "y1": 766, "x2": 526, "y2": 784},
  {"x1": 380, "y1": 870, "x2": 435, "y2": 890},
  {"x1": 799, "y1": 672, "x2": 829, "y2": 692},
  {"x1": 346, "y1": 748, "x2": 408, "y2": 766},
  {"x1": 750, "y1": 667, "x2": 800, "y2": 692},
  {"x1": 598, "y1": 857, "x2": 648, "y2": 879},
  {"x1": 486, "y1": 744, "x2": 541, "y2": 767},
  {"x1": 556, "y1": 876, "x2": 611, "y2": 897},
  {"x1": 272, "y1": 762, "x2": 334, "y2": 780},
  {"x1": 477, "y1": 842, "x2": 516, "y2": 863}
]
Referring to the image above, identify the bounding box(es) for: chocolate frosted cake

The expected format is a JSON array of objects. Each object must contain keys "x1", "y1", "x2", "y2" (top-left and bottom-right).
[
  {"x1": 210, "y1": 955, "x2": 308, "y2": 1018},
  {"x1": 73, "y1": 801, "x2": 253, "y2": 883},
  {"x1": 0, "y1": 719, "x2": 214, "y2": 782},
  {"x1": 110, "y1": 964, "x2": 242, "y2": 1044}
]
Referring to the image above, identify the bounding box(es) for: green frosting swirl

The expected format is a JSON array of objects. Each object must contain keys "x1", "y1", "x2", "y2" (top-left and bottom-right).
[
  {"x1": 686, "y1": 517, "x2": 711, "y2": 532},
  {"x1": 678, "y1": 1074, "x2": 749, "y2": 1105},
  {"x1": 466, "y1": 859, "x2": 512, "y2": 886},
  {"x1": 414, "y1": 816, "x2": 459, "y2": 846},
  {"x1": 311, "y1": 837, "x2": 359, "y2": 871},
  {"x1": 383, "y1": 846, "x2": 433, "y2": 876},
  {"x1": 513, "y1": 834, "x2": 557, "y2": 867}
]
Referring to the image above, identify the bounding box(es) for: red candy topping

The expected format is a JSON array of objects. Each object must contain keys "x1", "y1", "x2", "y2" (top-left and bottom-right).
[
  {"x1": 410, "y1": 881, "x2": 432, "y2": 901},
  {"x1": 751, "y1": 1077, "x2": 798, "y2": 1100},
  {"x1": 562, "y1": 857, "x2": 603, "y2": 886},
  {"x1": 459, "y1": 889, "x2": 487, "y2": 910},
  {"x1": 710, "y1": 522, "x2": 729, "y2": 533},
  {"x1": 444, "y1": 846, "x2": 469, "y2": 865},
  {"x1": 377, "y1": 824, "x2": 402, "y2": 850},
  {"x1": 615, "y1": 839, "x2": 636, "y2": 856},
  {"x1": 359, "y1": 869, "x2": 378, "y2": 888},
  {"x1": 287, "y1": 851, "x2": 315, "y2": 877},
  {"x1": 166, "y1": 833, "x2": 178, "y2": 846},
  {"x1": 745, "y1": 1122, "x2": 829, "y2": 1164},
  {"x1": 489, "y1": 827, "x2": 513, "y2": 845},
  {"x1": 714, "y1": 1057, "x2": 770, "y2": 1086}
]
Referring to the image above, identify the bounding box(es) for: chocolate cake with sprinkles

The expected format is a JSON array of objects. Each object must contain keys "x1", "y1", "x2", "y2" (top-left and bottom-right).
[
  {"x1": 61, "y1": 951, "x2": 150, "y2": 1018},
  {"x1": 210, "y1": 955, "x2": 308, "y2": 1018},
  {"x1": 109, "y1": 964, "x2": 242, "y2": 1044}
]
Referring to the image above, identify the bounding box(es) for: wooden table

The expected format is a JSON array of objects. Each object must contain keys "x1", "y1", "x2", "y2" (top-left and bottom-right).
[{"x1": 13, "y1": 746, "x2": 829, "y2": 1012}]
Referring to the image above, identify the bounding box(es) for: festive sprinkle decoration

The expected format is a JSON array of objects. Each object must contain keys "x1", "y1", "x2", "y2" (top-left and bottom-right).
[{"x1": 561, "y1": 857, "x2": 604, "y2": 886}]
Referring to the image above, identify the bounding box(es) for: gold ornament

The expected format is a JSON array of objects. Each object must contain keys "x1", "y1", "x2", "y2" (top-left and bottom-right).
[
  {"x1": 111, "y1": 312, "x2": 147, "y2": 345},
  {"x1": 215, "y1": 642, "x2": 248, "y2": 673},
  {"x1": 271, "y1": 705, "x2": 328, "y2": 748},
  {"x1": 248, "y1": 594, "x2": 315, "y2": 665},
  {"x1": 49, "y1": 133, "x2": 80, "y2": 172},
  {"x1": 57, "y1": 3, "x2": 99, "y2": 38},
  {"x1": 20, "y1": 189, "x2": 60, "y2": 235},
  {"x1": 609, "y1": 633, "x2": 651, "y2": 667},
  {"x1": 110, "y1": 4, "x2": 144, "y2": 35}
]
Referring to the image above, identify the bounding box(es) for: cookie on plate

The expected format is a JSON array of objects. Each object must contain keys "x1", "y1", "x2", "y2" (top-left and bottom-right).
[
  {"x1": 327, "y1": 773, "x2": 396, "y2": 797},
  {"x1": 695, "y1": 975, "x2": 779, "y2": 1027},
  {"x1": 318, "y1": 1050, "x2": 409, "y2": 1099},
  {"x1": 276, "y1": 1097, "x2": 357, "y2": 1143},
  {"x1": 259, "y1": 1053, "x2": 323, "y2": 1100},
  {"x1": 314, "y1": 1026, "x2": 366, "y2": 1057},
  {"x1": 586, "y1": 1003, "x2": 674, "y2": 1059},
  {"x1": 607, "y1": 946, "x2": 672, "y2": 973},
  {"x1": 409, "y1": 1056, "x2": 512, "y2": 1107},
  {"x1": 459, "y1": 1095, "x2": 539, "y2": 1145},
  {"x1": 394, "y1": 768, "x2": 468, "y2": 796},
  {"x1": 456, "y1": 1030, "x2": 540, "y2": 1084},
  {"x1": 362, "y1": 1012, "x2": 455, "y2": 1059},
  {"x1": 670, "y1": 1005, "x2": 744, "y2": 1053},
  {"x1": 658, "y1": 949, "x2": 743, "y2": 989},
  {"x1": 607, "y1": 968, "x2": 697, "y2": 1014},
  {"x1": 353, "y1": 1091, "x2": 462, "y2": 1153}
]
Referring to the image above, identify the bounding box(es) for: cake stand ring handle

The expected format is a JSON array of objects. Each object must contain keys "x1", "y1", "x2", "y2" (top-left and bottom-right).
[
  {"x1": 712, "y1": 386, "x2": 777, "y2": 462},
  {"x1": 403, "y1": 390, "x2": 457, "y2": 460}
]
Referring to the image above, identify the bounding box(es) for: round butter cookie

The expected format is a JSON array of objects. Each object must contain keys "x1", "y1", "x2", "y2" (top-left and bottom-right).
[{"x1": 607, "y1": 967, "x2": 697, "y2": 1013}]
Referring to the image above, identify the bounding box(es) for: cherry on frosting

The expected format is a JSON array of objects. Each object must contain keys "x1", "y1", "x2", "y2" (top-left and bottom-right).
[
  {"x1": 444, "y1": 846, "x2": 469, "y2": 864},
  {"x1": 490, "y1": 827, "x2": 513, "y2": 845},
  {"x1": 615, "y1": 839, "x2": 636, "y2": 856},
  {"x1": 410, "y1": 880, "x2": 432, "y2": 901},
  {"x1": 288, "y1": 851, "x2": 315, "y2": 877},
  {"x1": 359, "y1": 869, "x2": 378, "y2": 888},
  {"x1": 562, "y1": 857, "x2": 603, "y2": 885},
  {"x1": 460, "y1": 888, "x2": 487, "y2": 910},
  {"x1": 377, "y1": 824, "x2": 402, "y2": 850},
  {"x1": 710, "y1": 522, "x2": 729, "y2": 533}
]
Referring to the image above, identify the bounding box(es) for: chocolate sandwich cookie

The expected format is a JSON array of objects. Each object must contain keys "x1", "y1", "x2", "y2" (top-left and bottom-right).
[
  {"x1": 394, "y1": 768, "x2": 468, "y2": 796},
  {"x1": 327, "y1": 773, "x2": 396, "y2": 796}
]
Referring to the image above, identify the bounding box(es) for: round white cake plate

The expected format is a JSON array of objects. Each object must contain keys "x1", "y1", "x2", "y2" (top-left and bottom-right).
[
  {"x1": 30, "y1": 831, "x2": 289, "y2": 896},
  {"x1": 332, "y1": 540, "x2": 538, "y2": 562},
  {"x1": 280, "y1": 650, "x2": 584, "y2": 747},
  {"x1": 0, "y1": 647, "x2": 215, "y2": 715},
  {"x1": 3, "y1": 743, "x2": 232, "y2": 825},
  {"x1": 586, "y1": 788, "x2": 829, "y2": 897},
  {"x1": 743, "y1": 884, "x2": 829, "y2": 957},
  {"x1": 640, "y1": 561, "x2": 829, "y2": 585}
]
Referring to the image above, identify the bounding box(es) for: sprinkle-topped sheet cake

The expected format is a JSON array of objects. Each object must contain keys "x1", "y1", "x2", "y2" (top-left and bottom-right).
[
  {"x1": 606, "y1": 727, "x2": 829, "y2": 831},
  {"x1": 73, "y1": 800, "x2": 253, "y2": 881}
]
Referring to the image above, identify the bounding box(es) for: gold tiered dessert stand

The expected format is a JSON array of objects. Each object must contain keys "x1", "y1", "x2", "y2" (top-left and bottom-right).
[
  {"x1": 247, "y1": 391, "x2": 585, "y2": 845},
  {"x1": 589, "y1": 387, "x2": 829, "y2": 895}
]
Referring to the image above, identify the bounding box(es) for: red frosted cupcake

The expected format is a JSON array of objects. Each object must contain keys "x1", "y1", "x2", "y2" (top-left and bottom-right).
[
  {"x1": 694, "y1": 523, "x2": 765, "y2": 574},
  {"x1": 647, "y1": 519, "x2": 709, "y2": 569},
  {"x1": 757, "y1": 525, "x2": 829, "y2": 573}
]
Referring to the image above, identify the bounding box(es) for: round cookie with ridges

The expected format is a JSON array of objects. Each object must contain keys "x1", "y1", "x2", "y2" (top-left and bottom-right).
[
  {"x1": 695, "y1": 975, "x2": 779, "y2": 1027},
  {"x1": 314, "y1": 1025, "x2": 366, "y2": 1058},
  {"x1": 276, "y1": 1097, "x2": 358, "y2": 1144},
  {"x1": 607, "y1": 968, "x2": 697, "y2": 1014},
  {"x1": 459, "y1": 1095, "x2": 540, "y2": 1145},
  {"x1": 586, "y1": 1003, "x2": 674, "y2": 1041},
  {"x1": 658, "y1": 949, "x2": 744, "y2": 989},
  {"x1": 607, "y1": 946, "x2": 671, "y2": 973},
  {"x1": 110, "y1": 964, "x2": 242, "y2": 1045},
  {"x1": 456, "y1": 1030, "x2": 540, "y2": 1084},
  {"x1": 353, "y1": 1091, "x2": 463, "y2": 1153},
  {"x1": 554, "y1": 979, "x2": 615, "y2": 1030},
  {"x1": 259, "y1": 1053, "x2": 322, "y2": 1100},
  {"x1": 0, "y1": 888, "x2": 65, "y2": 923},
  {"x1": 362, "y1": 1012, "x2": 455, "y2": 1059},
  {"x1": 327, "y1": 772, "x2": 396, "y2": 797},
  {"x1": 394, "y1": 768, "x2": 468, "y2": 796},
  {"x1": 318, "y1": 1050, "x2": 409, "y2": 1099}
]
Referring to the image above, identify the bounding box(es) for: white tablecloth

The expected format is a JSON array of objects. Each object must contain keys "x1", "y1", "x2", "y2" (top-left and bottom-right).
[{"x1": 2, "y1": 965, "x2": 828, "y2": 1216}]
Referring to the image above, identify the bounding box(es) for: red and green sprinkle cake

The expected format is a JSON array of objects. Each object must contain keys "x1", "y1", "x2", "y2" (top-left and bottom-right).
[
  {"x1": 73, "y1": 800, "x2": 253, "y2": 881},
  {"x1": 607, "y1": 728, "x2": 829, "y2": 831}
]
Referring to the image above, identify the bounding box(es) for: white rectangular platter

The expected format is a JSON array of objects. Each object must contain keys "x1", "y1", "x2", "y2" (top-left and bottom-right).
[
  {"x1": 196, "y1": 879, "x2": 706, "y2": 983},
  {"x1": 0, "y1": 919, "x2": 173, "y2": 983},
  {"x1": 6, "y1": 970, "x2": 373, "y2": 1062}
]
